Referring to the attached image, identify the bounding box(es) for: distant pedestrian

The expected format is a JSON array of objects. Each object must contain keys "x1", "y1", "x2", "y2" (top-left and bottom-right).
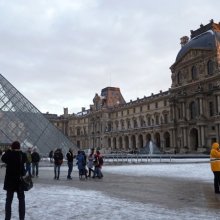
[
  {"x1": 76, "y1": 151, "x2": 87, "y2": 179},
  {"x1": 93, "y1": 150, "x2": 103, "y2": 179},
  {"x1": 87, "y1": 148, "x2": 95, "y2": 177},
  {"x1": 66, "y1": 148, "x2": 74, "y2": 180},
  {"x1": 49, "y1": 150, "x2": 53, "y2": 163},
  {"x1": 210, "y1": 142, "x2": 220, "y2": 194},
  {"x1": 53, "y1": 148, "x2": 63, "y2": 180},
  {"x1": 1, "y1": 141, "x2": 27, "y2": 220},
  {"x1": 25, "y1": 147, "x2": 32, "y2": 176},
  {"x1": 31, "y1": 148, "x2": 40, "y2": 177}
]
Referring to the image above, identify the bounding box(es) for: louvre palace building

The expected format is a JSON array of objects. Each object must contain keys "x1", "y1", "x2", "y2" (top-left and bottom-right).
[{"x1": 45, "y1": 20, "x2": 220, "y2": 154}]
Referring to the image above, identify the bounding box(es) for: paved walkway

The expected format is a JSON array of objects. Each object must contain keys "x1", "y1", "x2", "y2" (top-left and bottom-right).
[{"x1": 0, "y1": 164, "x2": 220, "y2": 212}]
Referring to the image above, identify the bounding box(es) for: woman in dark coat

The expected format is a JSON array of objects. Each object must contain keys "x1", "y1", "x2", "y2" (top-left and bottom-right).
[{"x1": 1, "y1": 141, "x2": 27, "y2": 220}]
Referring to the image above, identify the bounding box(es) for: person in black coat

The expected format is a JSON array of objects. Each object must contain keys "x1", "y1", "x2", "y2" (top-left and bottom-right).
[
  {"x1": 1, "y1": 141, "x2": 27, "y2": 220},
  {"x1": 53, "y1": 148, "x2": 63, "y2": 180},
  {"x1": 66, "y1": 148, "x2": 74, "y2": 180},
  {"x1": 31, "y1": 148, "x2": 40, "y2": 177}
]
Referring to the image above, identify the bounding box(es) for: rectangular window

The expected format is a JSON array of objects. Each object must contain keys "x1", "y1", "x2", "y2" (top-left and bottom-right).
[
  {"x1": 164, "y1": 100, "x2": 167, "y2": 106},
  {"x1": 164, "y1": 114, "x2": 168, "y2": 124},
  {"x1": 209, "y1": 102, "x2": 214, "y2": 116}
]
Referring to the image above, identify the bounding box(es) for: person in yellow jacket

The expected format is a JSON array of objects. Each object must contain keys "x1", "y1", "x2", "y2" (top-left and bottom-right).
[{"x1": 210, "y1": 142, "x2": 220, "y2": 194}]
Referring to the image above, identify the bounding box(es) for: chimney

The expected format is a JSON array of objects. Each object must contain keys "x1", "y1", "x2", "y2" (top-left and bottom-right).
[
  {"x1": 180, "y1": 36, "x2": 189, "y2": 47},
  {"x1": 63, "y1": 107, "x2": 68, "y2": 117}
]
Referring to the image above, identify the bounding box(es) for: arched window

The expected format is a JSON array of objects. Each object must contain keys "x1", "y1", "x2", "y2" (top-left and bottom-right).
[
  {"x1": 191, "y1": 66, "x2": 197, "y2": 80},
  {"x1": 127, "y1": 119, "x2": 131, "y2": 129},
  {"x1": 207, "y1": 60, "x2": 214, "y2": 75},
  {"x1": 133, "y1": 118, "x2": 138, "y2": 128},
  {"x1": 147, "y1": 117, "x2": 151, "y2": 126},
  {"x1": 155, "y1": 115, "x2": 159, "y2": 125},
  {"x1": 164, "y1": 114, "x2": 168, "y2": 124},
  {"x1": 77, "y1": 128, "x2": 81, "y2": 135}
]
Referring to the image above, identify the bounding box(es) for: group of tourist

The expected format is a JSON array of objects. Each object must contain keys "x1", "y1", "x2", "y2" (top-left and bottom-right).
[
  {"x1": 1, "y1": 141, "x2": 104, "y2": 219},
  {"x1": 75, "y1": 148, "x2": 104, "y2": 179},
  {"x1": 49, "y1": 147, "x2": 104, "y2": 180},
  {"x1": 3, "y1": 140, "x2": 220, "y2": 219}
]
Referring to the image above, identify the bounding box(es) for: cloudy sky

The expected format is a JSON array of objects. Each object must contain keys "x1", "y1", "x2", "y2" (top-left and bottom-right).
[{"x1": 0, "y1": 0, "x2": 220, "y2": 115}]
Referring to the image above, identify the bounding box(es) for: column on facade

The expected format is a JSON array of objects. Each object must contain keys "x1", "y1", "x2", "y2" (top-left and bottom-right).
[
  {"x1": 102, "y1": 136, "x2": 107, "y2": 150},
  {"x1": 200, "y1": 125, "x2": 205, "y2": 147},
  {"x1": 199, "y1": 98, "x2": 203, "y2": 115},
  {"x1": 136, "y1": 134, "x2": 139, "y2": 149},
  {"x1": 171, "y1": 129, "x2": 175, "y2": 149},
  {"x1": 197, "y1": 127, "x2": 201, "y2": 148},
  {"x1": 217, "y1": 95, "x2": 220, "y2": 114},
  {"x1": 129, "y1": 135, "x2": 132, "y2": 150},
  {"x1": 110, "y1": 137, "x2": 113, "y2": 150},
  {"x1": 183, "y1": 127, "x2": 187, "y2": 147},
  {"x1": 116, "y1": 136, "x2": 120, "y2": 150},
  {"x1": 122, "y1": 136, "x2": 125, "y2": 150},
  {"x1": 119, "y1": 120, "x2": 122, "y2": 131},
  {"x1": 216, "y1": 124, "x2": 220, "y2": 143},
  {"x1": 182, "y1": 102, "x2": 186, "y2": 119}
]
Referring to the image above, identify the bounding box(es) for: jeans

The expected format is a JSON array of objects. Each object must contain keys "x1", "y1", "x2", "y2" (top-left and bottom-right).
[
  {"x1": 54, "y1": 165, "x2": 61, "y2": 179},
  {"x1": 32, "y1": 162, "x2": 39, "y2": 176},
  {"x1": 67, "y1": 162, "x2": 73, "y2": 178},
  {"x1": 25, "y1": 163, "x2": 31, "y2": 176},
  {"x1": 5, "y1": 190, "x2": 25, "y2": 220},
  {"x1": 94, "y1": 167, "x2": 102, "y2": 178},
  {"x1": 88, "y1": 168, "x2": 94, "y2": 177}
]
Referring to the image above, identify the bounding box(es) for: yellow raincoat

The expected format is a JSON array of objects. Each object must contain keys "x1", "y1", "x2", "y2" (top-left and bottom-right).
[{"x1": 210, "y1": 142, "x2": 220, "y2": 171}]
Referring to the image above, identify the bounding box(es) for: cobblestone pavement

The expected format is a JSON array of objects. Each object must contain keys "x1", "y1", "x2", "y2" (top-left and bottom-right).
[{"x1": 1, "y1": 164, "x2": 220, "y2": 212}]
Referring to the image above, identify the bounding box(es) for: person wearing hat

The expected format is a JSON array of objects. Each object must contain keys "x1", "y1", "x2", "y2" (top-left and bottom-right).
[
  {"x1": 210, "y1": 142, "x2": 220, "y2": 194},
  {"x1": 1, "y1": 141, "x2": 27, "y2": 220}
]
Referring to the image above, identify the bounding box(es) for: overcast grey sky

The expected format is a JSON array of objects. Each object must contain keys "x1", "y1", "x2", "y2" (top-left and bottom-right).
[{"x1": 0, "y1": 0, "x2": 220, "y2": 115}]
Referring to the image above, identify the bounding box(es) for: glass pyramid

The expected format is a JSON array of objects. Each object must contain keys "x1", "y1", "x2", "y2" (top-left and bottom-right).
[{"x1": 0, "y1": 74, "x2": 76, "y2": 155}]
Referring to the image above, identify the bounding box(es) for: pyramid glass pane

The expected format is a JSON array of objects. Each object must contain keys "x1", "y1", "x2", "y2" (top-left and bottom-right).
[{"x1": 0, "y1": 74, "x2": 76, "y2": 155}]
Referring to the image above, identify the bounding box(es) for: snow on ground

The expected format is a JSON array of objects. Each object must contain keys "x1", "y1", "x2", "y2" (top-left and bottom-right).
[
  {"x1": 0, "y1": 184, "x2": 218, "y2": 220},
  {"x1": 104, "y1": 161, "x2": 213, "y2": 182},
  {"x1": 0, "y1": 160, "x2": 218, "y2": 220}
]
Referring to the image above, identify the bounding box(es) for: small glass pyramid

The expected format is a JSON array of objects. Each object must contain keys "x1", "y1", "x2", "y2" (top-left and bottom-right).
[{"x1": 0, "y1": 74, "x2": 76, "y2": 155}]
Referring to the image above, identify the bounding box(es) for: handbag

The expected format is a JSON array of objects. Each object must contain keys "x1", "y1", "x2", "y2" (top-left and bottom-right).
[
  {"x1": 20, "y1": 152, "x2": 33, "y2": 191},
  {"x1": 20, "y1": 175, "x2": 33, "y2": 191}
]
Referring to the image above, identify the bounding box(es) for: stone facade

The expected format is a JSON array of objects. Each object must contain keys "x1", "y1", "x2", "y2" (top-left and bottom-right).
[{"x1": 45, "y1": 20, "x2": 220, "y2": 154}]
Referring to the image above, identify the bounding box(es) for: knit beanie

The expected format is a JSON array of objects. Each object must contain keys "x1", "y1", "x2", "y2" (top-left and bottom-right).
[{"x1": 11, "y1": 141, "x2": 21, "y2": 150}]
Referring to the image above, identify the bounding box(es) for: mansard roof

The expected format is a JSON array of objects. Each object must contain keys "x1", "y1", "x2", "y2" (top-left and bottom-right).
[{"x1": 175, "y1": 20, "x2": 220, "y2": 63}]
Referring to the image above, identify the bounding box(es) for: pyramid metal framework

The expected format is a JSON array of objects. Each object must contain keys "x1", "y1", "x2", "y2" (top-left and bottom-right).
[{"x1": 0, "y1": 74, "x2": 76, "y2": 155}]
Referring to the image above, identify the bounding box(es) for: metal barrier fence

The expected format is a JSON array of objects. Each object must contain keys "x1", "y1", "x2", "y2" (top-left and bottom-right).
[{"x1": 102, "y1": 153, "x2": 210, "y2": 164}]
